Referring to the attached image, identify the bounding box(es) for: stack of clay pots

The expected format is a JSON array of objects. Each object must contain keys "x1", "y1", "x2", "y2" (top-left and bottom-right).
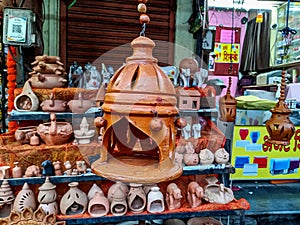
[{"x1": 28, "y1": 55, "x2": 67, "y2": 89}]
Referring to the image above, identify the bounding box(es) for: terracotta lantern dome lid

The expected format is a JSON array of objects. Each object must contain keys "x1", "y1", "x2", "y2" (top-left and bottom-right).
[
  {"x1": 102, "y1": 36, "x2": 178, "y2": 116},
  {"x1": 219, "y1": 93, "x2": 237, "y2": 105}
]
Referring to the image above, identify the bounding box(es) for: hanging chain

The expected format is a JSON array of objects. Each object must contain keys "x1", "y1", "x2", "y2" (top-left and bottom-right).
[{"x1": 137, "y1": 0, "x2": 150, "y2": 36}]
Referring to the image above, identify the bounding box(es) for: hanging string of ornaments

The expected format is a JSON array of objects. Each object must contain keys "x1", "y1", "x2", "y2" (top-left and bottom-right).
[
  {"x1": 137, "y1": 0, "x2": 150, "y2": 36},
  {"x1": 6, "y1": 46, "x2": 18, "y2": 132}
]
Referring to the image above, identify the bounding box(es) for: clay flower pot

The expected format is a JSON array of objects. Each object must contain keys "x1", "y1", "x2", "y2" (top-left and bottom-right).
[{"x1": 60, "y1": 182, "x2": 88, "y2": 215}]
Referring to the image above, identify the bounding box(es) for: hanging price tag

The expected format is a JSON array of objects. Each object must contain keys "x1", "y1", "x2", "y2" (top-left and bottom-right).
[{"x1": 256, "y1": 13, "x2": 263, "y2": 23}]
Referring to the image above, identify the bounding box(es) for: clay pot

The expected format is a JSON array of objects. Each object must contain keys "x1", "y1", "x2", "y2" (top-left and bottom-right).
[
  {"x1": 68, "y1": 93, "x2": 94, "y2": 114},
  {"x1": 40, "y1": 93, "x2": 67, "y2": 112},
  {"x1": 29, "y1": 73, "x2": 67, "y2": 88},
  {"x1": 15, "y1": 126, "x2": 37, "y2": 144},
  {"x1": 88, "y1": 192, "x2": 110, "y2": 217},
  {"x1": 203, "y1": 183, "x2": 234, "y2": 204},
  {"x1": 164, "y1": 219, "x2": 185, "y2": 225},
  {"x1": 0, "y1": 180, "x2": 15, "y2": 218},
  {"x1": 13, "y1": 183, "x2": 37, "y2": 213},
  {"x1": 37, "y1": 113, "x2": 73, "y2": 145},
  {"x1": 30, "y1": 133, "x2": 40, "y2": 146},
  {"x1": 12, "y1": 162, "x2": 22, "y2": 178},
  {"x1": 60, "y1": 182, "x2": 88, "y2": 215},
  {"x1": 187, "y1": 217, "x2": 223, "y2": 225},
  {"x1": 127, "y1": 183, "x2": 146, "y2": 213},
  {"x1": 147, "y1": 187, "x2": 164, "y2": 213},
  {"x1": 14, "y1": 81, "x2": 39, "y2": 111}
]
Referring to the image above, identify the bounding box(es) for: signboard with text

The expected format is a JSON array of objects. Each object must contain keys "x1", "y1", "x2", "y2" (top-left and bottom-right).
[
  {"x1": 231, "y1": 126, "x2": 300, "y2": 180},
  {"x1": 214, "y1": 43, "x2": 240, "y2": 63}
]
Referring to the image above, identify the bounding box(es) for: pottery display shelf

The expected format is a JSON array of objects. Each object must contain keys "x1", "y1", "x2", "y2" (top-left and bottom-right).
[
  {"x1": 0, "y1": 164, "x2": 235, "y2": 186},
  {"x1": 9, "y1": 109, "x2": 103, "y2": 121},
  {"x1": 0, "y1": 165, "x2": 247, "y2": 225}
]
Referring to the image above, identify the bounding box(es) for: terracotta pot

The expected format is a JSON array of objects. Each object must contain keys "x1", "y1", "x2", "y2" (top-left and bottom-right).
[
  {"x1": 13, "y1": 183, "x2": 37, "y2": 213},
  {"x1": 30, "y1": 133, "x2": 40, "y2": 146},
  {"x1": 40, "y1": 95, "x2": 68, "y2": 112},
  {"x1": 12, "y1": 162, "x2": 22, "y2": 178},
  {"x1": 15, "y1": 126, "x2": 37, "y2": 144},
  {"x1": 68, "y1": 93, "x2": 94, "y2": 114},
  {"x1": 14, "y1": 81, "x2": 39, "y2": 111},
  {"x1": 29, "y1": 73, "x2": 67, "y2": 88},
  {"x1": 203, "y1": 183, "x2": 234, "y2": 204},
  {"x1": 88, "y1": 192, "x2": 110, "y2": 217},
  {"x1": 187, "y1": 217, "x2": 223, "y2": 225},
  {"x1": 60, "y1": 182, "x2": 88, "y2": 215},
  {"x1": 37, "y1": 113, "x2": 73, "y2": 145}
]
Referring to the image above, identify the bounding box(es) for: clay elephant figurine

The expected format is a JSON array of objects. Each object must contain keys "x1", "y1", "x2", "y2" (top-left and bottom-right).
[
  {"x1": 165, "y1": 183, "x2": 182, "y2": 210},
  {"x1": 187, "y1": 181, "x2": 204, "y2": 208}
]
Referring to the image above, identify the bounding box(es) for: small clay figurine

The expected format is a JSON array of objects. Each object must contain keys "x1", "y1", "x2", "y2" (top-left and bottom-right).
[
  {"x1": 53, "y1": 161, "x2": 63, "y2": 176},
  {"x1": 76, "y1": 161, "x2": 87, "y2": 174},
  {"x1": 192, "y1": 123, "x2": 201, "y2": 138},
  {"x1": 64, "y1": 161, "x2": 72, "y2": 175},
  {"x1": 24, "y1": 165, "x2": 42, "y2": 177},
  {"x1": 165, "y1": 183, "x2": 182, "y2": 210},
  {"x1": 41, "y1": 160, "x2": 55, "y2": 176},
  {"x1": 214, "y1": 148, "x2": 230, "y2": 164},
  {"x1": 182, "y1": 123, "x2": 191, "y2": 140},
  {"x1": 187, "y1": 181, "x2": 203, "y2": 208},
  {"x1": 199, "y1": 149, "x2": 215, "y2": 165}
]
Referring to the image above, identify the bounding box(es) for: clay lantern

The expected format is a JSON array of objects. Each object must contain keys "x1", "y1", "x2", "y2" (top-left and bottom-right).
[
  {"x1": 92, "y1": 35, "x2": 182, "y2": 184},
  {"x1": 219, "y1": 77, "x2": 236, "y2": 122},
  {"x1": 266, "y1": 70, "x2": 295, "y2": 145}
]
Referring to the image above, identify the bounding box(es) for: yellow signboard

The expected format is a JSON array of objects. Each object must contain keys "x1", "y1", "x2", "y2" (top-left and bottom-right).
[
  {"x1": 214, "y1": 43, "x2": 240, "y2": 63},
  {"x1": 231, "y1": 126, "x2": 300, "y2": 180}
]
